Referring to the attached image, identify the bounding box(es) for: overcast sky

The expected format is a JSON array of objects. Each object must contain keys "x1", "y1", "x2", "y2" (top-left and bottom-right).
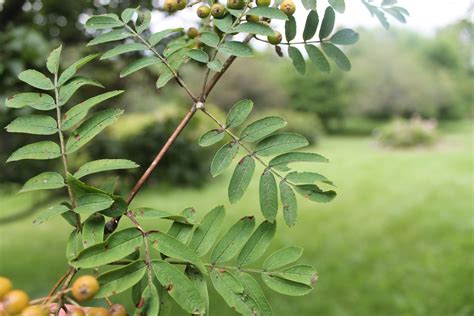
[
  {"x1": 151, "y1": 0, "x2": 472, "y2": 35},
  {"x1": 337, "y1": 0, "x2": 472, "y2": 35}
]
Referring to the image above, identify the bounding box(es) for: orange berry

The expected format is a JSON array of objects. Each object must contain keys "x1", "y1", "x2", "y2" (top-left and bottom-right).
[
  {"x1": 71, "y1": 276, "x2": 100, "y2": 302},
  {"x1": 109, "y1": 304, "x2": 128, "y2": 316},
  {"x1": 21, "y1": 305, "x2": 49, "y2": 316},
  {"x1": 280, "y1": 0, "x2": 296, "y2": 16},
  {"x1": 86, "y1": 307, "x2": 110, "y2": 316},
  {"x1": 3, "y1": 290, "x2": 30, "y2": 314},
  {"x1": 0, "y1": 276, "x2": 12, "y2": 299}
]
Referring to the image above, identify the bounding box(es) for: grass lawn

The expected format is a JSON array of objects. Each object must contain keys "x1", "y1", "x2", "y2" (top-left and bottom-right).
[{"x1": 0, "y1": 125, "x2": 472, "y2": 316}]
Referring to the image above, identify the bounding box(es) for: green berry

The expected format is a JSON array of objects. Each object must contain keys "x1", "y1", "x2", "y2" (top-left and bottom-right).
[
  {"x1": 279, "y1": 0, "x2": 296, "y2": 16},
  {"x1": 227, "y1": 0, "x2": 245, "y2": 9},
  {"x1": 246, "y1": 15, "x2": 260, "y2": 23},
  {"x1": 176, "y1": 0, "x2": 187, "y2": 10},
  {"x1": 197, "y1": 5, "x2": 211, "y2": 18},
  {"x1": 256, "y1": 0, "x2": 271, "y2": 6},
  {"x1": 187, "y1": 27, "x2": 200, "y2": 39},
  {"x1": 163, "y1": 0, "x2": 179, "y2": 12},
  {"x1": 211, "y1": 3, "x2": 226, "y2": 18},
  {"x1": 267, "y1": 31, "x2": 282, "y2": 45}
]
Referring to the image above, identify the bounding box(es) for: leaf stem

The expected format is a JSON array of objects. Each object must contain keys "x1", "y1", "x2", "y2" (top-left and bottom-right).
[
  {"x1": 124, "y1": 24, "x2": 198, "y2": 102},
  {"x1": 254, "y1": 36, "x2": 325, "y2": 46}
]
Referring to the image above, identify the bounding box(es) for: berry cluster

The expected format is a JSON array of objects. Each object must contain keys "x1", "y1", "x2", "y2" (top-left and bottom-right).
[
  {"x1": 166, "y1": 0, "x2": 296, "y2": 45},
  {"x1": 0, "y1": 276, "x2": 127, "y2": 316}
]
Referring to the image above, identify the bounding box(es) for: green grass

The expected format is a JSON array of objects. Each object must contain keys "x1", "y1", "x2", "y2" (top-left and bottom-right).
[{"x1": 0, "y1": 126, "x2": 472, "y2": 316}]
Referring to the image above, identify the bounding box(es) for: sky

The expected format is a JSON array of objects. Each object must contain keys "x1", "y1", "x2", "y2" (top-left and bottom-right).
[{"x1": 151, "y1": 0, "x2": 472, "y2": 35}]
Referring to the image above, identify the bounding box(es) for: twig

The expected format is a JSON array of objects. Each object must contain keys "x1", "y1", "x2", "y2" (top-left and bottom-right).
[{"x1": 42, "y1": 267, "x2": 74, "y2": 305}]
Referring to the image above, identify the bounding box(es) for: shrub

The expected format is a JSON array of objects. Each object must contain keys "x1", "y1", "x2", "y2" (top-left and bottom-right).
[{"x1": 375, "y1": 116, "x2": 438, "y2": 148}]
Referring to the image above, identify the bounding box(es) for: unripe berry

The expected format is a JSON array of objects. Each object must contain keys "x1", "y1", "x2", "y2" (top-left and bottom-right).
[
  {"x1": 211, "y1": 3, "x2": 226, "y2": 18},
  {"x1": 197, "y1": 5, "x2": 211, "y2": 18},
  {"x1": 279, "y1": 0, "x2": 296, "y2": 16},
  {"x1": 21, "y1": 305, "x2": 49, "y2": 316},
  {"x1": 163, "y1": 0, "x2": 179, "y2": 12},
  {"x1": 227, "y1": 0, "x2": 245, "y2": 10},
  {"x1": 256, "y1": 0, "x2": 271, "y2": 6},
  {"x1": 176, "y1": 0, "x2": 187, "y2": 10},
  {"x1": 109, "y1": 304, "x2": 128, "y2": 316},
  {"x1": 267, "y1": 31, "x2": 282, "y2": 45},
  {"x1": 67, "y1": 308, "x2": 86, "y2": 316},
  {"x1": 246, "y1": 15, "x2": 260, "y2": 23},
  {"x1": 86, "y1": 307, "x2": 110, "y2": 316},
  {"x1": 3, "y1": 290, "x2": 30, "y2": 314},
  {"x1": 0, "y1": 276, "x2": 12, "y2": 299},
  {"x1": 71, "y1": 275, "x2": 100, "y2": 302},
  {"x1": 187, "y1": 27, "x2": 200, "y2": 39}
]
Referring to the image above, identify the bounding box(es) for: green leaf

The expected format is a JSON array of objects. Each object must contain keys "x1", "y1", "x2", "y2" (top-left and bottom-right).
[
  {"x1": 237, "y1": 221, "x2": 276, "y2": 267},
  {"x1": 101, "y1": 43, "x2": 147, "y2": 60},
  {"x1": 86, "y1": 14, "x2": 123, "y2": 29},
  {"x1": 286, "y1": 171, "x2": 333, "y2": 185},
  {"x1": 211, "y1": 216, "x2": 256, "y2": 264},
  {"x1": 321, "y1": 42, "x2": 351, "y2": 71},
  {"x1": 239, "y1": 273, "x2": 273, "y2": 316},
  {"x1": 189, "y1": 206, "x2": 225, "y2": 257},
  {"x1": 305, "y1": 44, "x2": 330, "y2": 72},
  {"x1": 5, "y1": 93, "x2": 55, "y2": 111},
  {"x1": 228, "y1": 155, "x2": 255, "y2": 204},
  {"x1": 288, "y1": 46, "x2": 306, "y2": 75},
  {"x1": 279, "y1": 181, "x2": 298, "y2": 226},
  {"x1": 75, "y1": 193, "x2": 114, "y2": 218},
  {"x1": 168, "y1": 208, "x2": 196, "y2": 244},
  {"x1": 200, "y1": 31, "x2": 220, "y2": 47},
  {"x1": 207, "y1": 60, "x2": 224, "y2": 72},
  {"x1": 66, "y1": 174, "x2": 108, "y2": 198},
  {"x1": 156, "y1": 68, "x2": 174, "y2": 89},
  {"x1": 199, "y1": 129, "x2": 225, "y2": 147},
  {"x1": 226, "y1": 99, "x2": 253, "y2": 129},
  {"x1": 384, "y1": 7, "x2": 407, "y2": 23},
  {"x1": 58, "y1": 77, "x2": 104, "y2": 106},
  {"x1": 46, "y1": 45, "x2": 62, "y2": 75},
  {"x1": 7, "y1": 141, "x2": 61, "y2": 162},
  {"x1": 185, "y1": 267, "x2": 209, "y2": 316},
  {"x1": 135, "y1": 10, "x2": 151, "y2": 34},
  {"x1": 303, "y1": 10, "x2": 319, "y2": 41},
  {"x1": 213, "y1": 14, "x2": 233, "y2": 32},
  {"x1": 66, "y1": 109, "x2": 123, "y2": 154},
  {"x1": 131, "y1": 208, "x2": 189, "y2": 223},
  {"x1": 219, "y1": 41, "x2": 253, "y2": 57},
  {"x1": 20, "y1": 172, "x2": 64, "y2": 193},
  {"x1": 149, "y1": 28, "x2": 183, "y2": 46},
  {"x1": 82, "y1": 214, "x2": 105, "y2": 248},
  {"x1": 152, "y1": 260, "x2": 206, "y2": 314},
  {"x1": 210, "y1": 269, "x2": 253, "y2": 315},
  {"x1": 210, "y1": 141, "x2": 239, "y2": 177},
  {"x1": 100, "y1": 197, "x2": 127, "y2": 218},
  {"x1": 259, "y1": 170, "x2": 278, "y2": 222},
  {"x1": 246, "y1": 7, "x2": 288, "y2": 20},
  {"x1": 273, "y1": 264, "x2": 318, "y2": 286},
  {"x1": 330, "y1": 28, "x2": 359, "y2": 45},
  {"x1": 157, "y1": 285, "x2": 174, "y2": 316},
  {"x1": 294, "y1": 184, "x2": 337, "y2": 203},
  {"x1": 240, "y1": 116, "x2": 287, "y2": 142},
  {"x1": 74, "y1": 159, "x2": 139, "y2": 179},
  {"x1": 301, "y1": 0, "x2": 316, "y2": 10},
  {"x1": 6, "y1": 115, "x2": 57, "y2": 135},
  {"x1": 121, "y1": 8, "x2": 136, "y2": 23},
  {"x1": 285, "y1": 16, "x2": 297, "y2": 42},
  {"x1": 234, "y1": 22, "x2": 275, "y2": 36},
  {"x1": 120, "y1": 56, "x2": 162, "y2": 78},
  {"x1": 255, "y1": 133, "x2": 309, "y2": 157},
  {"x1": 96, "y1": 260, "x2": 147, "y2": 298},
  {"x1": 261, "y1": 274, "x2": 313, "y2": 296},
  {"x1": 71, "y1": 228, "x2": 143, "y2": 268},
  {"x1": 148, "y1": 232, "x2": 207, "y2": 274},
  {"x1": 319, "y1": 6, "x2": 336, "y2": 39},
  {"x1": 58, "y1": 54, "x2": 98, "y2": 86},
  {"x1": 134, "y1": 284, "x2": 160, "y2": 316},
  {"x1": 263, "y1": 246, "x2": 304, "y2": 270},
  {"x1": 87, "y1": 29, "x2": 131, "y2": 46},
  {"x1": 62, "y1": 90, "x2": 124, "y2": 130},
  {"x1": 187, "y1": 49, "x2": 209, "y2": 63},
  {"x1": 66, "y1": 229, "x2": 83, "y2": 261},
  {"x1": 18, "y1": 70, "x2": 54, "y2": 90},
  {"x1": 329, "y1": 0, "x2": 345, "y2": 13},
  {"x1": 269, "y1": 152, "x2": 329, "y2": 171},
  {"x1": 33, "y1": 204, "x2": 70, "y2": 225}
]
